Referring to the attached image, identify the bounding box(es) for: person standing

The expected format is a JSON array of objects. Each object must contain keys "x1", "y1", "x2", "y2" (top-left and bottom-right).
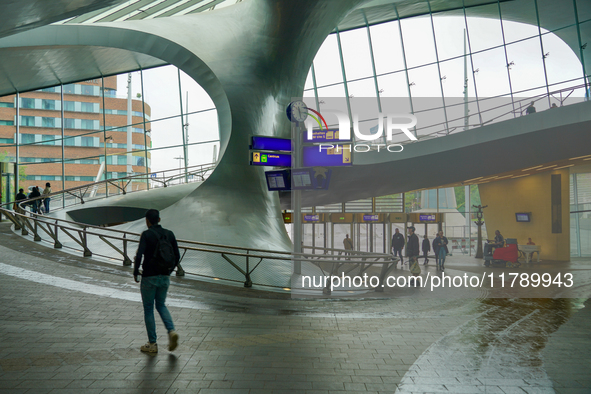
[
  {"x1": 391, "y1": 228, "x2": 405, "y2": 267},
  {"x1": 525, "y1": 101, "x2": 536, "y2": 115},
  {"x1": 343, "y1": 234, "x2": 353, "y2": 260},
  {"x1": 28, "y1": 187, "x2": 41, "y2": 213},
  {"x1": 433, "y1": 230, "x2": 449, "y2": 270},
  {"x1": 432, "y1": 232, "x2": 441, "y2": 266},
  {"x1": 407, "y1": 226, "x2": 420, "y2": 285},
  {"x1": 134, "y1": 209, "x2": 181, "y2": 353},
  {"x1": 14, "y1": 188, "x2": 27, "y2": 214},
  {"x1": 422, "y1": 235, "x2": 431, "y2": 265},
  {"x1": 41, "y1": 182, "x2": 51, "y2": 214}
]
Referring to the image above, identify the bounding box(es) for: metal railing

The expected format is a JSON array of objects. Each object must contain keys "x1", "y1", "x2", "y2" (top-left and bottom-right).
[
  {"x1": 0, "y1": 166, "x2": 395, "y2": 292},
  {"x1": 345, "y1": 80, "x2": 590, "y2": 147}
]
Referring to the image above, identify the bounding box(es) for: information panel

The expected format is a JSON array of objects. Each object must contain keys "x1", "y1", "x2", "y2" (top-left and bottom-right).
[
  {"x1": 291, "y1": 169, "x2": 313, "y2": 189},
  {"x1": 265, "y1": 170, "x2": 290, "y2": 191},
  {"x1": 251, "y1": 136, "x2": 292, "y2": 151},
  {"x1": 251, "y1": 151, "x2": 291, "y2": 167},
  {"x1": 302, "y1": 145, "x2": 352, "y2": 167},
  {"x1": 303, "y1": 129, "x2": 349, "y2": 143},
  {"x1": 419, "y1": 214, "x2": 436, "y2": 222}
]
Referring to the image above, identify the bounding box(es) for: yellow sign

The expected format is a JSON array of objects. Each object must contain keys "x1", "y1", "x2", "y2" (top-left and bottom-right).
[{"x1": 253, "y1": 152, "x2": 260, "y2": 163}]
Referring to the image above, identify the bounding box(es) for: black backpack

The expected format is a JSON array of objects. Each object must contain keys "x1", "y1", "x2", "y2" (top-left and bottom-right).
[{"x1": 149, "y1": 227, "x2": 176, "y2": 273}]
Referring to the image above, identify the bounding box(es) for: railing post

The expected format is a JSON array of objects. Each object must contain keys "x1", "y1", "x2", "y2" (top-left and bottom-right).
[
  {"x1": 244, "y1": 250, "x2": 252, "y2": 288},
  {"x1": 33, "y1": 218, "x2": 41, "y2": 242},
  {"x1": 13, "y1": 211, "x2": 22, "y2": 231},
  {"x1": 82, "y1": 227, "x2": 92, "y2": 257},
  {"x1": 54, "y1": 221, "x2": 62, "y2": 249},
  {"x1": 122, "y1": 233, "x2": 132, "y2": 266},
  {"x1": 21, "y1": 215, "x2": 28, "y2": 236},
  {"x1": 176, "y1": 263, "x2": 185, "y2": 276}
]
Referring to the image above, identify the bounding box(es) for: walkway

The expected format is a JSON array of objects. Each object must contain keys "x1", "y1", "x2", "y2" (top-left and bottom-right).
[{"x1": 0, "y1": 222, "x2": 589, "y2": 393}]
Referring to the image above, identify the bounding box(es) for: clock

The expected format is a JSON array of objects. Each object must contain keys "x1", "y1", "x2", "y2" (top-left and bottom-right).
[{"x1": 286, "y1": 100, "x2": 308, "y2": 122}]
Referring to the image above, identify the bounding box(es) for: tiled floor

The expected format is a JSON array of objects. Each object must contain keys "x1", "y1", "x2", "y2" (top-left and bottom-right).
[{"x1": 0, "y1": 222, "x2": 589, "y2": 393}]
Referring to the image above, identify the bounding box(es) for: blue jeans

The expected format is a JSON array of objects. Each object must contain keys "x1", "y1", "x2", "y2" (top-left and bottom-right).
[
  {"x1": 43, "y1": 198, "x2": 50, "y2": 213},
  {"x1": 438, "y1": 248, "x2": 446, "y2": 266},
  {"x1": 140, "y1": 275, "x2": 175, "y2": 344}
]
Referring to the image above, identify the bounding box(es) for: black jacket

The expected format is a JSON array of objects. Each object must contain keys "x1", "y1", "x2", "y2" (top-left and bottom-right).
[
  {"x1": 422, "y1": 239, "x2": 431, "y2": 253},
  {"x1": 407, "y1": 233, "x2": 420, "y2": 256},
  {"x1": 134, "y1": 224, "x2": 180, "y2": 277},
  {"x1": 392, "y1": 232, "x2": 405, "y2": 249},
  {"x1": 16, "y1": 192, "x2": 27, "y2": 201},
  {"x1": 433, "y1": 236, "x2": 449, "y2": 254}
]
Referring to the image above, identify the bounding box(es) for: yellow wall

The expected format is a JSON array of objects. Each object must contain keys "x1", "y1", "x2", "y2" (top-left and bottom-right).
[{"x1": 479, "y1": 169, "x2": 570, "y2": 261}]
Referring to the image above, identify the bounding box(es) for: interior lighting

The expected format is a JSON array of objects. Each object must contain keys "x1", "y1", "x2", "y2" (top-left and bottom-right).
[
  {"x1": 584, "y1": 157, "x2": 591, "y2": 161},
  {"x1": 283, "y1": 288, "x2": 291, "y2": 291},
  {"x1": 495, "y1": 175, "x2": 513, "y2": 180},
  {"x1": 213, "y1": 277, "x2": 220, "y2": 280},
  {"x1": 569, "y1": 154, "x2": 591, "y2": 160},
  {"x1": 464, "y1": 176, "x2": 483, "y2": 182},
  {"x1": 522, "y1": 165, "x2": 543, "y2": 171},
  {"x1": 535, "y1": 165, "x2": 557, "y2": 171},
  {"x1": 554, "y1": 164, "x2": 575, "y2": 169},
  {"x1": 512, "y1": 174, "x2": 530, "y2": 179}
]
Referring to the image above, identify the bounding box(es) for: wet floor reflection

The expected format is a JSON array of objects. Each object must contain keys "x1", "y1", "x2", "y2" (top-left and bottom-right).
[{"x1": 395, "y1": 298, "x2": 578, "y2": 393}]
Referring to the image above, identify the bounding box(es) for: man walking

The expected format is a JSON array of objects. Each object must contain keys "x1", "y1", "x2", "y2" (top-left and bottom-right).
[
  {"x1": 422, "y1": 235, "x2": 431, "y2": 265},
  {"x1": 134, "y1": 209, "x2": 180, "y2": 353},
  {"x1": 391, "y1": 228, "x2": 405, "y2": 267},
  {"x1": 406, "y1": 226, "x2": 420, "y2": 286}
]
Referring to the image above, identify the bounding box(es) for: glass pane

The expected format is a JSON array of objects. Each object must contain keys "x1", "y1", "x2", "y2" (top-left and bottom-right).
[
  {"x1": 466, "y1": 5, "x2": 504, "y2": 53},
  {"x1": 313, "y1": 34, "x2": 344, "y2": 87},
  {"x1": 537, "y1": 0, "x2": 576, "y2": 32},
  {"x1": 140, "y1": 65, "x2": 181, "y2": 121},
  {"x1": 146, "y1": 116, "x2": 185, "y2": 173},
  {"x1": 432, "y1": 14, "x2": 468, "y2": 61},
  {"x1": 407, "y1": 64, "x2": 443, "y2": 103},
  {"x1": 148, "y1": 146, "x2": 186, "y2": 186},
  {"x1": 471, "y1": 46, "x2": 511, "y2": 97},
  {"x1": 304, "y1": 68, "x2": 314, "y2": 91},
  {"x1": 439, "y1": 57, "x2": 477, "y2": 98},
  {"x1": 505, "y1": 37, "x2": 546, "y2": 95},
  {"x1": 500, "y1": 0, "x2": 538, "y2": 44},
  {"x1": 340, "y1": 27, "x2": 374, "y2": 81},
  {"x1": 186, "y1": 109, "x2": 220, "y2": 169},
  {"x1": 377, "y1": 72, "x2": 409, "y2": 98},
  {"x1": 577, "y1": 0, "x2": 591, "y2": 22},
  {"x1": 369, "y1": 20, "x2": 405, "y2": 75},
  {"x1": 400, "y1": 15, "x2": 437, "y2": 68}
]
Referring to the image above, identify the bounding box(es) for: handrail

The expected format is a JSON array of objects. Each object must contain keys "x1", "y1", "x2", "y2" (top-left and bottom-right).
[
  {"x1": 336, "y1": 81, "x2": 589, "y2": 147},
  {"x1": 0, "y1": 163, "x2": 394, "y2": 291},
  {"x1": 1, "y1": 80, "x2": 587, "y2": 291}
]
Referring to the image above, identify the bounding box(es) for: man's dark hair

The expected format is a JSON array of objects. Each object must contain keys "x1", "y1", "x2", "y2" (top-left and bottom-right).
[
  {"x1": 19, "y1": 188, "x2": 23, "y2": 193},
  {"x1": 146, "y1": 209, "x2": 160, "y2": 225}
]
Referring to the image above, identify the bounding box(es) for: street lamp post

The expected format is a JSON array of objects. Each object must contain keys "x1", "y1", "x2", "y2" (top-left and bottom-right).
[{"x1": 473, "y1": 204, "x2": 487, "y2": 258}]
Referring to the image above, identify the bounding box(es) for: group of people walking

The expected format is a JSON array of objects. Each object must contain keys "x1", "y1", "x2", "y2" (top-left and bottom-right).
[{"x1": 392, "y1": 228, "x2": 449, "y2": 271}]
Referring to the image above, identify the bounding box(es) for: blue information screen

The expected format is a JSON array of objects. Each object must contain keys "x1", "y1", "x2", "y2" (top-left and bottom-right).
[
  {"x1": 304, "y1": 214, "x2": 321, "y2": 222},
  {"x1": 302, "y1": 145, "x2": 352, "y2": 167},
  {"x1": 419, "y1": 214, "x2": 436, "y2": 222},
  {"x1": 251, "y1": 136, "x2": 292, "y2": 151},
  {"x1": 363, "y1": 215, "x2": 379, "y2": 222},
  {"x1": 251, "y1": 151, "x2": 291, "y2": 167}
]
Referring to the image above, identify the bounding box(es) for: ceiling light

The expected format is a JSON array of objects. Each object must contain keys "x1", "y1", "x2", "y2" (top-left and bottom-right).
[{"x1": 522, "y1": 165, "x2": 543, "y2": 171}]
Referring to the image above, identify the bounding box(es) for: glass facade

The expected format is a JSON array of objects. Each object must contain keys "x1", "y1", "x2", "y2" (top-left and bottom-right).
[
  {"x1": 0, "y1": 66, "x2": 220, "y2": 194},
  {"x1": 303, "y1": 3, "x2": 590, "y2": 255}
]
